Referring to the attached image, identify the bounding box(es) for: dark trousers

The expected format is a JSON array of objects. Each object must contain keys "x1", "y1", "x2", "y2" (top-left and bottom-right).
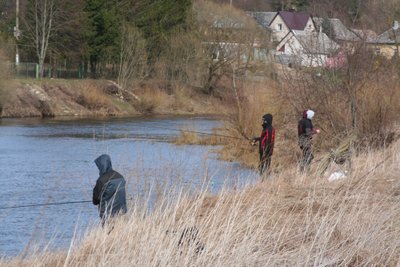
[
  {"x1": 300, "y1": 144, "x2": 313, "y2": 172},
  {"x1": 259, "y1": 153, "x2": 272, "y2": 177}
]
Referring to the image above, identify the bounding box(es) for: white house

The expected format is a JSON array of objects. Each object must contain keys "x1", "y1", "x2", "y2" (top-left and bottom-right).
[
  {"x1": 276, "y1": 30, "x2": 340, "y2": 67},
  {"x1": 268, "y1": 11, "x2": 315, "y2": 43}
]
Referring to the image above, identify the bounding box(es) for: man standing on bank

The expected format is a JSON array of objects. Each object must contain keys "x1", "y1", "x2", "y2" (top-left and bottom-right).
[
  {"x1": 298, "y1": 110, "x2": 320, "y2": 172},
  {"x1": 252, "y1": 114, "x2": 275, "y2": 177},
  {"x1": 93, "y1": 154, "x2": 127, "y2": 222}
]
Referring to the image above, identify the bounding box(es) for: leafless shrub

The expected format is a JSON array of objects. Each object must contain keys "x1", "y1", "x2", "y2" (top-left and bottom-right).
[
  {"x1": 117, "y1": 24, "x2": 148, "y2": 93},
  {"x1": 279, "y1": 42, "x2": 400, "y2": 150}
]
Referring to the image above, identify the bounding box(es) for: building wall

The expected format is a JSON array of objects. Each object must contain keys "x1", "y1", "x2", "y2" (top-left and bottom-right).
[
  {"x1": 304, "y1": 18, "x2": 315, "y2": 32},
  {"x1": 282, "y1": 35, "x2": 327, "y2": 67},
  {"x1": 270, "y1": 15, "x2": 290, "y2": 43}
]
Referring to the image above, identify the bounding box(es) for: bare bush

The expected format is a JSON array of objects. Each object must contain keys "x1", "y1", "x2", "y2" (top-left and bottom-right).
[
  {"x1": 117, "y1": 24, "x2": 148, "y2": 93},
  {"x1": 278, "y1": 42, "x2": 400, "y2": 150},
  {"x1": 194, "y1": 0, "x2": 270, "y2": 94}
]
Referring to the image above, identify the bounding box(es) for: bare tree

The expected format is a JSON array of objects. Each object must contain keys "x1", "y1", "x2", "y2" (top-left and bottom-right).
[
  {"x1": 23, "y1": 0, "x2": 57, "y2": 77},
  {"x1": 194, "y1": 1, "x2": 269, "y2": 94},
  {"x1": 117, "y1": 23, "x2": 148, "y2": 95}
]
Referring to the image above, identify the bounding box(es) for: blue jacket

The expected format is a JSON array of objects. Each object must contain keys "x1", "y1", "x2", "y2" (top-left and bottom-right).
[{"x1": 93, "y1": 154, "x2": 127, "y2": 218}]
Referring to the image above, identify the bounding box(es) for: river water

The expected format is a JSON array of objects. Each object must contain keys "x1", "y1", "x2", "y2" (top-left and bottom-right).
[{"x1": 0, "y1": 116, "x2": 257, "y2": 257}]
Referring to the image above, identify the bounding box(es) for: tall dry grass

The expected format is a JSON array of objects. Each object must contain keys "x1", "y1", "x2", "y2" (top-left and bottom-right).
[
  {"x1": 219, "y1": 79, "x2": 299, "y2": 171},
  {"x1": 174, "y1": 126, "x2": 229, "y2": 146},
  {"x1": 2, "y1": 139, "x2": 399, "y2": 266},
  {"x1": 76, "y1": 81, "x2": 114, "y2": 111},
  {"x1": 130, "y1": 85, "x2": 168, "y2": 114}
]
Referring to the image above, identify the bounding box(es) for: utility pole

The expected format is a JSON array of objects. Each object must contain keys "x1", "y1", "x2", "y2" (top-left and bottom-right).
[
  {"x1": 14, "y1": 0, "x2": 20, "y2": 64},
  {"x1": 230, "y1": 0, "x2": 232, "y2": 6},
  {"x1": 393, "y1": 20, "x2": 399, "y2": 58}
]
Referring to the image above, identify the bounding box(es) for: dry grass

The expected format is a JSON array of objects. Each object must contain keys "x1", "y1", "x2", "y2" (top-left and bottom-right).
[
  {"x1": 219, "y1": 79, "x2": 299, "y2": 171},
  {"x1": 2, "y1": 138, "x2": 399, "y2": 266},
  {"x1": 131, "y1": 86, "x2": 168, "y2": 114},
  {"x1": 75, "y1": 81, "x2": 114, "y2": 111},
  {"x1": 174, "y1": 126, "x2": 229, "y2": 146}
]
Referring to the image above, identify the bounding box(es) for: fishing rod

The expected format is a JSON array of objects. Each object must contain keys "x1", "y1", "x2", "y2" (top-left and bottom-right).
[
  {"x1": 0, "y1": 179, "x2": 222, "y2": 211},
  {"x1": 0, "y1": 200, "x2": 92, "y2": 210},
  {"x1": 131, "y1": 124, "x2": 248, "y2": 141}
]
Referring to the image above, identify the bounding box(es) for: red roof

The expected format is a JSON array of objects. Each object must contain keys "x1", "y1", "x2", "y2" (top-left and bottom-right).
[{"x1": 278, "y1": 11, "x2": 311, "y2": 30}]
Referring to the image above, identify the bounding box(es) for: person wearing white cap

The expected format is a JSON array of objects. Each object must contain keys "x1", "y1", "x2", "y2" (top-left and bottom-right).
[{"x1": 298, "y1": 109, "x2": 319, "y2": 172}]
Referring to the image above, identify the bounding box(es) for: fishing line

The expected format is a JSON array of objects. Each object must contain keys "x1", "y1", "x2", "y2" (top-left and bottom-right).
[
  {"x1": 0, "y1": 178, "x2": 214, "y2": 210},
  {"x1": 130, "y1": 124, "x2": 247, "y2": 140},
  {"x1": 0, "y1": 200, "x2": 92, "y2": 210}
]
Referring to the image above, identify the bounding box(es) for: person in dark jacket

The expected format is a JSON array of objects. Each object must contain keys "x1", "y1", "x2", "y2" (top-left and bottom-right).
[
  {"x1": 93, "y1": 154, "x2": 127, "y2": 221},
  {"x1": 252, "y1": 114, "x2": 275, "y2": 177},
  {"x1": 298, "y1": 110, "x2": 319, "y2": 172}
]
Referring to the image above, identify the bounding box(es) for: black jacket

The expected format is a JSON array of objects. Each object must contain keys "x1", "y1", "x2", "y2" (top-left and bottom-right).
[
  {"x1": 93, "y1": 154, "x2": 127, "y2": 218},
  {"x1": 298, "y1": 117, "x2": 313, "y2": 148},
  {"x1": 259, "y1": 124, "x2": 275, "y2": 157},
  {"x1": 254, "y1": 114, "x2": 275, "y2": 158}
]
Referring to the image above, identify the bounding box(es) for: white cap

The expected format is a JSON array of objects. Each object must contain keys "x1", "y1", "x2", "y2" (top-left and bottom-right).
[{"x1": 306, "y1": 110, "x2": 315, "y2": 120}]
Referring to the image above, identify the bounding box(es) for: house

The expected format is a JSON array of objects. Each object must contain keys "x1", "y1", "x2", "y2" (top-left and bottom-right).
[
  {"x1": 313, "y1": 18, "x2": 360, "y2": 44},
  {"x1": 268, "y1": 11, "x2": 315, "y2": 43},
  {"x1": 368, "y1": 21, "x2": 400, "y2": 58},
  {"x1": 275, "y1": 30, "x2": 340, "y2": 67}
]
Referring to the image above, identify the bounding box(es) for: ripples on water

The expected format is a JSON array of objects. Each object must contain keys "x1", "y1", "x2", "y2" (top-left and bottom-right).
[{"x1": 0, "y1": 116, "x2": 257, "y2": 257}]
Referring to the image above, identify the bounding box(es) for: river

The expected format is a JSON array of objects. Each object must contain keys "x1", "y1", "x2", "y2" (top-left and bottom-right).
[{"x1": 0, "y1": 116, "x2": 257, "y2": 257}]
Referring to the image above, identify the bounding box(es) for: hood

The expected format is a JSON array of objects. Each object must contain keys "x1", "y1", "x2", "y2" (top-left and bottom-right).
[
  {"x1": 303, "y1": 109, "x2": 315, "y2": 120},
  {"x1": 306, "y1": 110, "x2": 315, "y2": 120},
  {"x1": 262, "y1": 113, "x2": 273, "y2": 126},
  {"x1": 95, "y1": 154, "x2": 113, "y2": 176}
]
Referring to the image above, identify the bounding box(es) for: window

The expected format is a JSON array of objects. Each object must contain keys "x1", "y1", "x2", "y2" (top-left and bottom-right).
[
  {"x1": 277, "y1": 23, "x2": 283, "y2": 31},
  {"x1": 374, "y1": 48, "x2": 381, "y2": 55}
]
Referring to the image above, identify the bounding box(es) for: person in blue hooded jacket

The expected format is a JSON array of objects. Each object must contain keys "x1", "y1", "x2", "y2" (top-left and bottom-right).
[{"x1": 93, "y1": 154, "x2": 127, "y2": 221}]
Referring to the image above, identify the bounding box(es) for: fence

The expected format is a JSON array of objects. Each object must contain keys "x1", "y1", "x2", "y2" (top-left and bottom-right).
[{"x1": 3, "y1": 62, "x2": 85, "y2": 79}]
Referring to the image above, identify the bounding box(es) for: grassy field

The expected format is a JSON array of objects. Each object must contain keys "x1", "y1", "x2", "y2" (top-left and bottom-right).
[{"x1": 2, "y1": 138, "x2": 399, "y2": 266}]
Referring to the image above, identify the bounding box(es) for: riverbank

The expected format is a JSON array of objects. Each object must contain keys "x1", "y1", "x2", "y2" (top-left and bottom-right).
[
  {"x1": 0, "y1": 79, "x2": 229, "y2": 118},
  {"x1": 2, "y1": 139, "x2": 399, "y2": 266}
]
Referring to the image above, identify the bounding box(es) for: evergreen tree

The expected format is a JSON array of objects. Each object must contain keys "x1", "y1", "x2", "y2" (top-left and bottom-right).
[{"x1": 84, "y1": 0, "x2": 121, "y2": 76}]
